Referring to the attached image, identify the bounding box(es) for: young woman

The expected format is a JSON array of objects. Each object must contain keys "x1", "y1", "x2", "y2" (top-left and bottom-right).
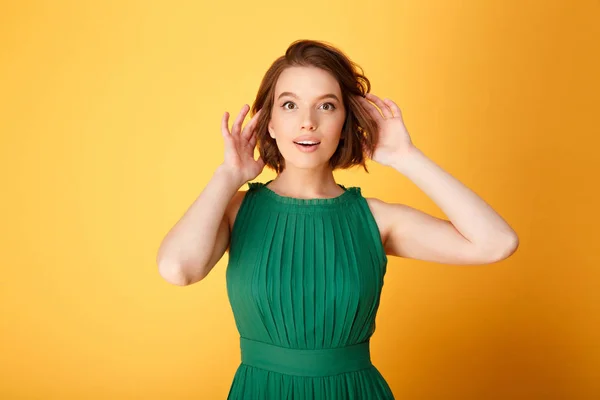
[{"x1": 157, "y1": 39, "x2": 519, "y2": 399}]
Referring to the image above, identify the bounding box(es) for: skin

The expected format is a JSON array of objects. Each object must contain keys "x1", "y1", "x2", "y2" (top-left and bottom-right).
[
  {"x1": 224, "y1": 65, "x2": 519, "y2": 265},
  {"x1": 158, "y1": 64, "x2": 518, "y2": 288},
  {"x1": 266, "y1": 66, "x2": 347, "y2": 199}
]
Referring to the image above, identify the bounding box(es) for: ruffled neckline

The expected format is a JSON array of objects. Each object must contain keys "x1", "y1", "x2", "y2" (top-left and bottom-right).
[{"x1": 249, "y1": 179, "x2": 361, "y2": 206}]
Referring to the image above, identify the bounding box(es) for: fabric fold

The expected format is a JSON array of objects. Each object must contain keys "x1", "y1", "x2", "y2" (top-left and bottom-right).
[{"x1": 225, "y1": 180, "x2": 393, "y2": 399}]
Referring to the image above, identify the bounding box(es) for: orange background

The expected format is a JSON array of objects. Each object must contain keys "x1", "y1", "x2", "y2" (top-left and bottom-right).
[{"x1": 1, "y1": 1, "x2": 598, "y2": 398}]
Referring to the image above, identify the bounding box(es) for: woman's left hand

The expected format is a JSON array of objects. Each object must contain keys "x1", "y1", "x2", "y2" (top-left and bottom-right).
[{"x1": 358, "y1": 93, "x2": 416, "y2": 167}]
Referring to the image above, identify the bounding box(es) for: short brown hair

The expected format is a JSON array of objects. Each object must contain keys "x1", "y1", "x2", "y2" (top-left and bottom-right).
[{"x1": 250, "y1": 39, "x2": 379, "y2": 174}]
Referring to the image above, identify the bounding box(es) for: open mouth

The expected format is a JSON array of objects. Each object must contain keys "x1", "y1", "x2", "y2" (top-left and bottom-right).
[
  {"x1": 294, "y1": 141, "x2": 321, "y2": 152},
  {"x1": 294, "y1": 142, "x2": 321, "y2": 147}
]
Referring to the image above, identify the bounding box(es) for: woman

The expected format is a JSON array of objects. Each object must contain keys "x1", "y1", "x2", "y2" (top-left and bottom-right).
[{"x1": 157, "y1": 39, "x2": 519, "y2": 399}]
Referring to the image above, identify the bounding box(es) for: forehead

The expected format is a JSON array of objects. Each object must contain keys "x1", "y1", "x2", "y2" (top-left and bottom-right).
[{"x1": 275, "y1": 66, "x2": 341, "y2": 97}]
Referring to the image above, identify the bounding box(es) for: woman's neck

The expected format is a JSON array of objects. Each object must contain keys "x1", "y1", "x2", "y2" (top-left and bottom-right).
[{"x1": 266, "y1": 167, "x2": 343, "y2": 199}]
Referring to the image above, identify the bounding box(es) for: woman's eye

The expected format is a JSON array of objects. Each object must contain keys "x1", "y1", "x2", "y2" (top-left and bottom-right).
[{"x1": 281, "y1": 101, "x2": 336, "y2": 110}]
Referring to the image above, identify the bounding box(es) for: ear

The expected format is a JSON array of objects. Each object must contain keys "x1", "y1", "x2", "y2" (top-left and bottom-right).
[{"x1": 268, "y1": 123, "x2": 275, "y2": 139}]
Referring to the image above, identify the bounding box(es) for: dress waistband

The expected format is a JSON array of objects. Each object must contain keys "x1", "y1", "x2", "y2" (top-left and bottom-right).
[{"x1": 239, "y1": 337, "x2": 373, "y2": 377}]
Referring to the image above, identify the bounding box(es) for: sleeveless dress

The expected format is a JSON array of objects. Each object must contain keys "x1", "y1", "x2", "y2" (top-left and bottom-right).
[{"x1": 225, "y1": 180, "x2": 394, "y2": 399}]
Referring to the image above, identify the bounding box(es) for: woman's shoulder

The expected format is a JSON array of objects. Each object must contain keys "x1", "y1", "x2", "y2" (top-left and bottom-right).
[
  {"x1": 225, "y1": 189, "x2": 249, "y2": 232},
  {"x1": 362, "y1": 196, "x2": 394, "y2": 245},
  {"x1": 225, "y1": 180, "x2": 272, "y2": 231},
  {"x1": 247, "y1": 181, "x2": 265, "y2": 191}
]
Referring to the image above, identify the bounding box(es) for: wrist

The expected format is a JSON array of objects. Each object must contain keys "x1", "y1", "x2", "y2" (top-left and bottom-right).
[
  {"x1": 392, "y1": 146, "x2": 424, "y2": 173},
  {"x1": 214, "y1": 164, "x2": 246, "y2": 189}
]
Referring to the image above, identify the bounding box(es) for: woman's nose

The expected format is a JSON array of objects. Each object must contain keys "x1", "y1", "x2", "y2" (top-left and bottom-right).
[{"x1": 301, "y1": 111, "x2": 317, "y2": 131}]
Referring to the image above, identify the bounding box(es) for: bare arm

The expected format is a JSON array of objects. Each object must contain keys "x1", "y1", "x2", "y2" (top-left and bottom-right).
[
  {"x1": 156, "y1": 166, "x2": 243, "y2": 286},
  {"x1": 359, "y1": 93, "x2": 518, "y2": 265},
  {"x1": 156, "y1": 104, "x2": 265, "y2": 286},
  {"x1": 390, "y1": 147, "x2": 519, "y2": 261}
]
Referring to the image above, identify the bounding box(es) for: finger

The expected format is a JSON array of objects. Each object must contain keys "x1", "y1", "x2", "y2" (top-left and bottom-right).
[
  {"x1": 221, "y1": 112, "x2": 231, "y2": 138},
  {"x1": 241, "y1": 108, "x2": 262, "y2": 140},
  {"x1": 256, "y1": 155, "x2": 265, "y2": 170},
  {"x1": 358, "y1": 96, "x2": 382, "y2": 121},
  {"x1": 247, "y1": 124, "x2": 259, "y2": 147},
  {"x1": 383, "y1": 98, "x2": 403, "y2": 120},
  {"x1": 365, "y1": 93, "x2": 393, "y2": 119},
  {"x1": 231, "y1": 104, "x2": 250, "y2": 137},
  {"x1": 358, "y1": 96, "x2": 384, "y2": 122}
]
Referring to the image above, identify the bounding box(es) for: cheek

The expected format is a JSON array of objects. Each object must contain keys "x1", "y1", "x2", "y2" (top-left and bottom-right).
[
  {"x1": 322, "y1": 115, "x2": 346, "y2": 138},
  {"x1": 270, "y1": 115, "x2": 296, "y2": 135}
]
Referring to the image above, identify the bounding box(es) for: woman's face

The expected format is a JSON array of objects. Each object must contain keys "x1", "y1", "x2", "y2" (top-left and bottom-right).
[{"x1": 268, "y1": 66, "x2": 346, "y2": 170}]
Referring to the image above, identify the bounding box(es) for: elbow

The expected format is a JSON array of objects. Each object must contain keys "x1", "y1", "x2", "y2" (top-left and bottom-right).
[
  {"x1": 491, "y1": 234, "x2": 520, "y2": 263},
  {"x1": 157, "y1": 259, "x2": 189, "y2": 286},
  {"x1": 505, "y1": 233, "x2": 519, "y2": 254},
  {"x1": 157, "y1": 257, "x2": 204, "y2": 286}
]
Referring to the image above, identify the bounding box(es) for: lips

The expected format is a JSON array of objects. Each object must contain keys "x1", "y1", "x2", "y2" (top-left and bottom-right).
[
  {"x1": 293, "y1": 135, "x2": 321, "y2": 152},
  {"x1": 293, "y1": 135, "x2": 321, "y2": 145},
  {"x1": 294, "y1": 141, "x2": 320, "y2": 146},
  {"x1": 294, "y1": 142, "x2": 321, "y2": 153}
]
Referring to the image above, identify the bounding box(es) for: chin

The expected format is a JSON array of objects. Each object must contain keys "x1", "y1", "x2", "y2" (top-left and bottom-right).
[
  {"x1": 286, "y1": 159, "x2": 327, "y2": 170},
  {"x1": 279, "y1": 146, "x2": 336, "y2": 170}
]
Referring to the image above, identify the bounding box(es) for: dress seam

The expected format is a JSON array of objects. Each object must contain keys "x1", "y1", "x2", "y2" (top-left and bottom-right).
[{"x1": 238, "y1": 363, "x2": 375, "y2": 378}]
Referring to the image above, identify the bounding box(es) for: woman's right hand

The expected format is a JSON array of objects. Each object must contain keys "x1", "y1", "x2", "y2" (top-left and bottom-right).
[{"x1": 218, "y1": 105, "x2": 265, "y2": 186}]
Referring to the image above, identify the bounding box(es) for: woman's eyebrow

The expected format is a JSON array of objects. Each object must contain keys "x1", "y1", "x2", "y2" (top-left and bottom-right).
[{"x1": 277, "y1": 92, "x2": 340, "y2": 102}]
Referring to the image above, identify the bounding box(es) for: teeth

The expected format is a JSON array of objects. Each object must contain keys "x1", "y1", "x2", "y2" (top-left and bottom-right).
[{"x1": 296, "y1": 141, "x2": 319, "y2": 145}]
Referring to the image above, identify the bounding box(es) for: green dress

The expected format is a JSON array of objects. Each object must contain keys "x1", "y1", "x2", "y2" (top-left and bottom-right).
[{"x1": 226, "y1": 180, "x2": 394, "y2": 399}]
